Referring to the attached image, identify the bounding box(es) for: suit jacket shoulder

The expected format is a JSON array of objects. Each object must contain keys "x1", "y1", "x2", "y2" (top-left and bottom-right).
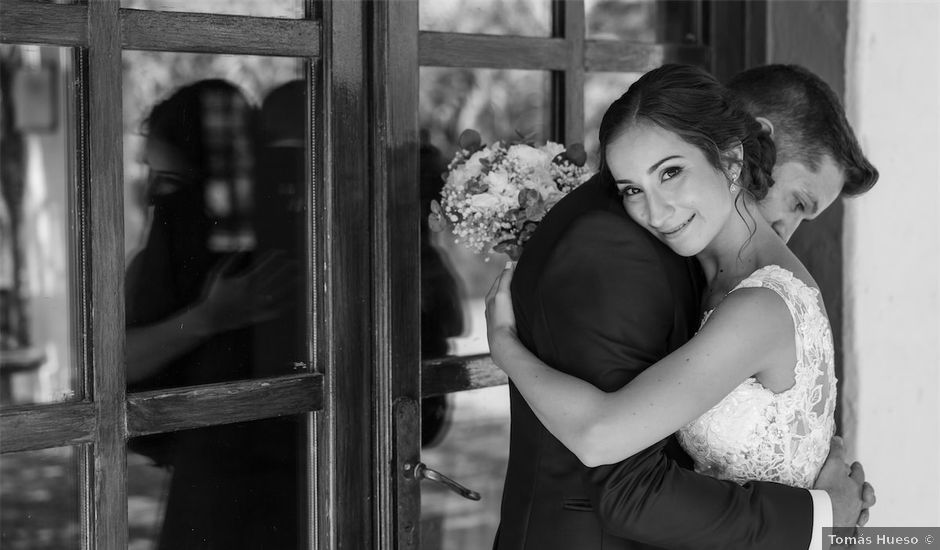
[{"x1": 512, "y1": 173, "x2": 694, "y2": 388}]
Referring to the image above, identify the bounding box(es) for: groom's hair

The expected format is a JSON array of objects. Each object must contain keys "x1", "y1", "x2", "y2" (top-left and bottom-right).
[{"x1": 728, "y1": 64, "x2": 878, "y2": 196}]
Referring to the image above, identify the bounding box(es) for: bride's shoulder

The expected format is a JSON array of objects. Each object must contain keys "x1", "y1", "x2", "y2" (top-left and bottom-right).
[
  {"x1": 707, "y1": 284, "x2": 793, "y2": 330},
  {"x1": 746, "y1": 248, "x2": 820, "y2": 295},
  {"x1": 696, "y1": 285, "x2": 796, "y2": 374},
  {"x1": 732, "y1": 258, "x2": 827, "y2": 322}
]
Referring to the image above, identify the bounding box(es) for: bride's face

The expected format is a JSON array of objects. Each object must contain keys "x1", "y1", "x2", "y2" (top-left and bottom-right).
[{"x1": 608, "y1": 122, "x2": 735, "y2": 257}]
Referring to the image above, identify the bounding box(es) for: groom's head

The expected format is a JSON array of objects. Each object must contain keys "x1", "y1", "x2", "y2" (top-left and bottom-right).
[{"x1": 729, "y1": 64, "x2": 878, "y2": 241}]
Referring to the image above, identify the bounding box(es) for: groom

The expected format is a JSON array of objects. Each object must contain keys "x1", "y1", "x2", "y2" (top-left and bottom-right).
[{"x1": 495, "y1": 64, "x2": 878, "y2": 550}]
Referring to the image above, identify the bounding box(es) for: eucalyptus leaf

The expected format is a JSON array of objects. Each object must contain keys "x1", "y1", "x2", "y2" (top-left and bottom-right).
[
  {"x1": 493, "y1": 240, "x2": 522, "y2": 261},
  {"x1": 458, "y1": 129, "x2": 482, "y2": 152},
  {"x1": 428, "y1": 212, "x2": 446, "y2": 232},
  {"x1": 525, "y1": 201, "x2": 546, "y2": 221},
  {"x1": 517, "y1": 188, "x2": 540, "y2": 208},
  {"x1": 467, "y1": 179, "x2": 488, "y2": 194},
  {"x1": 520, "y1": 221, "x2": 539, "y2": 241},
  {"x1": 565, "y1": 143, "x2": 587, "y2": 167}
]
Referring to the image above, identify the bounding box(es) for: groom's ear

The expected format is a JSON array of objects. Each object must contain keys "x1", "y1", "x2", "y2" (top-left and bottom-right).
[{"x1": 755, "y1": 116, "x2": 775, "y2": 137}]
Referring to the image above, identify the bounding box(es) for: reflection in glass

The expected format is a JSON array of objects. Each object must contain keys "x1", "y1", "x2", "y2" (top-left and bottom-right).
[
  {"x1": 586, "y1": 0, "x2": 700, "y2": 43},
  {"x1": 0, "y1": 45, "x2": 79, "y2": 407},
  {"x1": 420, "y1": 387, "x2": 510, "y2": 548},
  {"x1": 583, "y1": 72, "x2": 642, "y2": 170},
  {"x1": 128, "y1": 414, "x2": 308, "y2": 549},
  {"x1": 0, "y1": 446, "x2": 82, "y2": 549},
  {"x1": 122, "y1": 0, "x2": 304, "y2": 19},
  {"x1": 418, "y1": 142, "x2": 466, "y2": 445},
  {"x1": 420, "y1": 67, "x2": 551, "y2": 357},
  {"x1": 418, "y1": 67, "x2": 545, "y2": 543},
  {"x1": 122, "y1": 52, "x2": 310, "y2": 389},
  {"x1": 421, "y1": 67, "x2": 551, "y2": 162},
  {"x1": 420, "y1": 0, "x2": 551, "y2": 37}
]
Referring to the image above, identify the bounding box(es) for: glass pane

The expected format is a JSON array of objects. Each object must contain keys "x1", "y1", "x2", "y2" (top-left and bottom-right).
[
  {"x1": 123, "y1": 52, "x2": 312, "y2": 390},
  {"x1": 420, "y1": 67, "x2": 551, "y2": 356},
  {"x1": 0, "y1": 45, "x2": 80, "y2": 407},
  {"x1": 122, "y1": 0, "x2": 305, "y2": 19},
  {"x1": 0, "y1": 446, "x2": 82, "y2": 549},
  {"x1": 420, "y1": 0, "x2": 551, "y2": 37},
  {"x1": 586, "y1": 0, "x2": 701, "y2": 43},
  {"x1": 420, "y1": 387, "x2": 509, "y2": 548},
  {"x1": 583, "y1": 71, "x2": 642, "y2": 171},
  {"x1": 128, "y1": 414, "x2": 309, "y2": 549}
]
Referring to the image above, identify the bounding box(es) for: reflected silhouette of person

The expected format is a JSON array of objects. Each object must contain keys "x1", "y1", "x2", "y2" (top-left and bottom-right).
[
  {"x1": 419, "y1": 136, "x2": 465, "y2": 446},
  {"x1": 125, "y1": 79, "x2": 293, "y2": 388},
  {"x1": 253, "y1": 80, "x2": 307, "y2": 377},
  {"x1": 125, "y1": 79, "x2": 303, "y2": 549}
]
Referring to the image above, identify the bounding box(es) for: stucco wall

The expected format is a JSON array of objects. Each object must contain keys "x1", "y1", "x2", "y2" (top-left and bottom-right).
[{"x1": 843, "y1": 0, "x2": 940, "y2": 527}]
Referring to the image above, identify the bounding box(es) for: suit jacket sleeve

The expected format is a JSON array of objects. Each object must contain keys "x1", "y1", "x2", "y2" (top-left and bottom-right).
[{"x1": 534, "y1": 210, "x2": 813, "y2": 550}]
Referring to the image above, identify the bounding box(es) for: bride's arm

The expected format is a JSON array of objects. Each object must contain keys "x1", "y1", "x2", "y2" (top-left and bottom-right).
[{"x1": 486, "y1": 263, "x2": 794, "y2": 467}]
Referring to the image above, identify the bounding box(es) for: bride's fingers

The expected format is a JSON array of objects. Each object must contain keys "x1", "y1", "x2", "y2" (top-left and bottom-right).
[
  {"x1": 497, "y1": 261, "x2": 516, "y2": 295},
  {"x1": 486, "y1": 272, "x2": 502, "y2": 305},
  {"x1": 486, "y1": 262, "x2": 514, "y2": 302}
]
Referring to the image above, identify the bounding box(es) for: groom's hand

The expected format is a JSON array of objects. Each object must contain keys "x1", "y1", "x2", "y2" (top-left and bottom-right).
[{"x1": 814, "y1": 436, "x2": 876, "y2": 527}]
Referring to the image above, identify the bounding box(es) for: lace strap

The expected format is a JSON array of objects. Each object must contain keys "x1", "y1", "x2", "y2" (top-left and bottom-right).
[{"x1": 731, "y1": 265, "x2": 820, "y2": 327}]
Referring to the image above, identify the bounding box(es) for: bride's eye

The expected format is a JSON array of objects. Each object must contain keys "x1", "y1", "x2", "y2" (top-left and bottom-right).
[
  {"x1": 618, "y1": 185, "x2": 641, "y2": 197},
  {"x1": 662, "y1": 166, "x2": 682, "y2": 181}
]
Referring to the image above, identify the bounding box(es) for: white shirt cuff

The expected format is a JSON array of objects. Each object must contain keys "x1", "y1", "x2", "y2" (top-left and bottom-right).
[{"x1": 808, "y1": 489, "x2": 833, "y2": 550}]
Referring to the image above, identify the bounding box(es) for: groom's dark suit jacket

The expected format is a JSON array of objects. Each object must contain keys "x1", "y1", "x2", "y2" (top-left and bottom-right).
[{"x1": 494, "y1": 173, "x2": 814, "y2": 549}]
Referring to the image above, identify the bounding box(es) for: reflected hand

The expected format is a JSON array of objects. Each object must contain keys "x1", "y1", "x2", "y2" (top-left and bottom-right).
[
  {"x1": 485, "y1": 261, "x2": 517, "y2": 345},
  {"x1": 197, "y1": 251, "x2": 298, "y2": 334}
]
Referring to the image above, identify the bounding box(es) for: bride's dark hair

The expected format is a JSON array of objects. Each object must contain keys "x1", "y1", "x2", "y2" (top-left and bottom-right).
[{"x1": 598, "y1": 64, "x2": 776, "y2": 202}]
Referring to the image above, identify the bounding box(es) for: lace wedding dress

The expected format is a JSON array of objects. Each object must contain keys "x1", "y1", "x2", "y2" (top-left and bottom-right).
[{"x1": 676, "y1": 265, "x2": 837, "y2": 489}]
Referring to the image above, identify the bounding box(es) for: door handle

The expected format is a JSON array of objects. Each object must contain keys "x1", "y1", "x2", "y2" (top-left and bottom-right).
[{"x1": 405, "y1": 461, "x2": 481, "y2": 501}]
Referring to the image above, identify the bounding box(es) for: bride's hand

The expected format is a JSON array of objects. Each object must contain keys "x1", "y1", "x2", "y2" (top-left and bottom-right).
[{"x1": 485, "y1": 261, "x2": 518, "y2": 349}]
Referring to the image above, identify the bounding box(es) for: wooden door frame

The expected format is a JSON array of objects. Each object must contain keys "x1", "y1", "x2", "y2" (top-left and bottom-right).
[
  {"x1": 319, "y1": 1, "x2": 376, "y2": 548},
  {"x1": 1, "y1": 1, "x2": 328, "y2": 548},
  {"x1": 369, "y1": 0, "x2": 767, "y2": 548},
  {"x1": 0, "y1": 0, "x2": 767, "y2": 548}
]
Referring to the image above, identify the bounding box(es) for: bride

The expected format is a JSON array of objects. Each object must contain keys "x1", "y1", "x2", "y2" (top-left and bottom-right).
[{"x1": 485, "y1": 65, "x2": 862, "y2": 508}]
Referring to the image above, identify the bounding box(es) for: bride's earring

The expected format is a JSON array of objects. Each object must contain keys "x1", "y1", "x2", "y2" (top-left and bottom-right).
[{"x1": 729, "y1": 172, "x2": 739, "y2": 194}]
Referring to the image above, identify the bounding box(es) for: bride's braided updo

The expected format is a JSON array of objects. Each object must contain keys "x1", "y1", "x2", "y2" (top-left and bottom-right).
[{"x1": 599, "y1": 64, "x2": 776, "y2": 201}]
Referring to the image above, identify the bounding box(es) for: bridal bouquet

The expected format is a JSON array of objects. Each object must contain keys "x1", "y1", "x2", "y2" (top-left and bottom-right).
[{"x1": 429, "y1": 130, "x2": 591, "y2": 260}]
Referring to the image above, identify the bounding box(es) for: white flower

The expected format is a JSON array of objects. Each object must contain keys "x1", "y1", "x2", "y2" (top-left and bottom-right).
[
  {"x1": 532, "y1": 168, "x2": 556, "y2": 196},
  {"x1": 465, "y1": 148, "x2": 494, "y2": 173},
  {"x1": 483, "y1": 170, "x2": 513, "y2": 198},
  {"x1": 469, "y1": 193, "x2": 503, "y2": 211},
  {"x1": 538, "y1": 142, "x2": 565, "y2": 158},
  {"x1": 507, "y1": 144, "x2": 550, "y2": 168},
  {"x1": 445, "y1": 165, "x2": 470, "y2": 190}
]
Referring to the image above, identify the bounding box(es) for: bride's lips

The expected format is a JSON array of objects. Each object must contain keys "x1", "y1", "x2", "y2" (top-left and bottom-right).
[{"x1": 660, "y1": 214, "x2": 695, "y2": 238}]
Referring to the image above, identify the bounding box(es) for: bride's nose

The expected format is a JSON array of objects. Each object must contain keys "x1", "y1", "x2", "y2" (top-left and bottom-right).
[{"x1": 645, "y1": 191, "x2": 675, "y2": 229}]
